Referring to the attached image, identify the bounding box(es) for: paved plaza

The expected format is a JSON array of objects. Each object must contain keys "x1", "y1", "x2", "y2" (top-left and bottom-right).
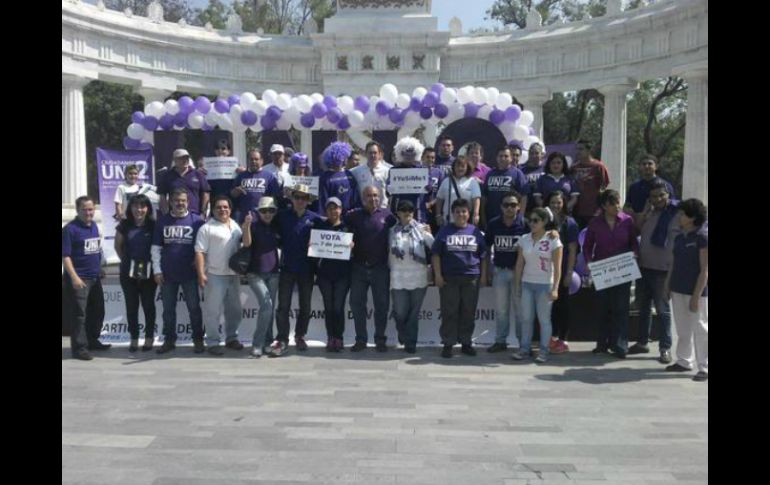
[{"x1": 62, "y1": 337, "x2": 707, "y2": 485}]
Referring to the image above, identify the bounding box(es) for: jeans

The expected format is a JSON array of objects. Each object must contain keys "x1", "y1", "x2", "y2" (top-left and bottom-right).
[
  {"x1": 551, "y1": 284, "x2": 570, "y2": 341},
  {"x1": 492, "y1": 267, "x2": 520, "y2": 346},
  {"x1": 635, "y1": 268, "x2": 672, "y2": 350},
  {"x1": 317, "y1": 276, "x2": 351, "y2": 340},
  {"x1": 63, "y1": 277, "x2": 105, "y2": 352},
  {"x1": 596, "y1": 282, "x2": 631, "y2": 354},
  {"x1": 119, "y1": 274, "x2": 157, "y2": 340},
  {"x1": 247, "y1": 272, "x2": 279, "y2": 348},
  {"x1": 160, "y1": 279, "x2": 204, "y2": 342},
  {"x1": 439, "y1": 275, "x2": 480, "y2": 346},
  {"x1": 520, "y1": 282, "x2": 553, "y2": 356},
  {"x1": 391, "y1": 287, "x2": 428, "y2": 347},
  {"x1": 202, "y1": 274, "x2": 243, "y2": 347},
  {"x1": 275, "y1": 271, "x2": 314, "y2": 343},
  {"x1": 349, "y1": 263, "x2": 391, "y2": 345}
]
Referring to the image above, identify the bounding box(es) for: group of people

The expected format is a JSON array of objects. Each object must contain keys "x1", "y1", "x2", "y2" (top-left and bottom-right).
[{"x1": 62, "y1": 135, "x2": 707, "y2": 381}]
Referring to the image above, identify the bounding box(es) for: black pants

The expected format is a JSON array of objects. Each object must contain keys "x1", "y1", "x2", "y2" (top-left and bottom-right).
[
  {"x1": 275, "y1": 271, "x2": 314, "y2": 343},
  {"x1": 119, "y1": 274, "x2": 157, "y2": 340},
  {"x1": 63, "y1": 277, "x2": 105, "y2": 352},
  {"x1": 596, "y1": 282, "x2": 631, "y2": 353},
  {"x1": 439, "y1": 275, "x2": 480, "y2": 346},
  {"x1": 551, "y1": 284, "x2": 570, "y2": 340},
  {"x1": 317, "y1": 276, "x2": 351, "y2": 340}
]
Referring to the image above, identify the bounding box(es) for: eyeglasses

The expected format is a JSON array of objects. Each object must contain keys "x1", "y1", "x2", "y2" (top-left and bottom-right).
[
  {"x1": 258, "y1": 208, "x2": 277, "y2": 214},
  {"x1": 502, "y1": 202, "x2": 518, "y2": 208},
  {"x1": 529, "y1": 218, "x2": 542, "y2": 223}
]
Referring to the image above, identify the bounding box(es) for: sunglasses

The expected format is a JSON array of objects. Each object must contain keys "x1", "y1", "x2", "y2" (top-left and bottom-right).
[
  {"x1": 502, "y1": 202, "x2": 518, "y2": 208},
  {"x1": 258, "y1": 208, "x2": 277, "y2": 214}
]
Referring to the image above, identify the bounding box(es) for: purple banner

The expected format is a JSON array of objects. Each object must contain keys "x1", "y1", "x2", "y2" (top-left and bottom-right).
[
  {"x1": 545, "y1": 143, "x2": 578, "y2": 168},
  {"x1": 96, "y1": 148, "x2": 154, "y2": 263}
]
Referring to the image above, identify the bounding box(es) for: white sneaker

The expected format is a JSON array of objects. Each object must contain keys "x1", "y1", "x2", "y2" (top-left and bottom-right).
[
  {"x1": 268, "y1": 341, "x2": 287, "y2": 357},
  {"x1": 511, "y1": 350, "x2": 526, "y2": 361},
  {"x1": 250, "y1": 347, "x2": 263, "y2": 358},
  {"x1": 535, "y1": 354, "x2": 548, "y2": 363}
]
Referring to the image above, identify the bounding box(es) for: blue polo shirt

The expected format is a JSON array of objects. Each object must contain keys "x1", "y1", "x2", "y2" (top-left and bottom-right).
[
  {"x1": 670, "y1": 228, "x2": 708, "y2": 297},
  {"x1": 62, "y1": 219, "x2": 102, "y2": 280},
  {"x1": 275, "y1": 208, "x2": 322, "y2": 274}
]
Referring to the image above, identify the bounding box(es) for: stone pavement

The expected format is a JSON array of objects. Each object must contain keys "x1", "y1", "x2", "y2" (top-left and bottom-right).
[{"x1": 62, "y1": 338, "x2": 707, "y2": 485}]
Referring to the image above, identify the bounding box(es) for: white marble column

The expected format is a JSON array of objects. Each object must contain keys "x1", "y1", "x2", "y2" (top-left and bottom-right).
[
  {"x1": 516, "y1": 91, "x2": 551, "y2": 141},
  {"x1": 219, "y1": 91, "x2": 247, "y2": 166},
  {"x1": 598, "y1": 82, "x2": 638, "y2": 203},
  {"x1": 679, "y1": 70, "x2": 708, "y2": 204},
  {"x1": 136, "y1": 87, "x2": 172, "y2": 147},
  {"x1": 300, "y1": 129, "x2": 313, "y2": 163},
  {"x1": 62, "y1": 74, "x2": 91, "y2": 217}
]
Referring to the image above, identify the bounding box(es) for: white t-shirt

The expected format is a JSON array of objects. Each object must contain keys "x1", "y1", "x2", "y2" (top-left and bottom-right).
[
  {"x1": 113, "y1": 183, "x2": 159, "y2": 214},
  {"x1": 263, "y1": 162, "x2": 292, "y2": 188},
  {"x1": 516, "y1": 232, "x2": 563, "y2": 285},
  {"x1": 436, "y1": 176, "x2": 481, "y2": 219},
  {"x1": 194, "y1": 218, "x2": 243, "y2": 276},
  {"x1": 352, "y1": 161, "x2": 393, "y2": 209}
]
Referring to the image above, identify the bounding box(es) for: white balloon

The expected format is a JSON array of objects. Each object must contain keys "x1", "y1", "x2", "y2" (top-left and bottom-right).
[
  {"x1": 276, "y1": 93, "x2": 292, "y2": 110},
  {"x1": 284, "y1": 106, "x2": 301, "y2": 124},
  {"x1": 379, "y1": 83, "x2": 399, "y2": 104},
  {"x1": 487, "y1": 87, "x2": 500, "y2": 104},
  {"x1": 276, "y1": 117, "x2": 292, "y2": 130},
  {"x1": 440, "y1": 87, "x2": 457, "y2": 105},
  {"x1": 338, "y1": 96, "x2": 354, "y2": 114},
  {"x1": 229, "y1": 104, "x2": 244, "y2": 118},
  {"x1": 295, "y1": 95, "x2": 313, "y2": 112},
  {"x1": 240, "y1": 92, "x2": 257, "y2": 108},
  {"x1": 495, "y1": 92, "x2": 513, "y2": 109},
  {"x1": 188, "y1": 113, "x2": 204, "y2": 129},
  {"x1": 204, "y1": 111, "x2": 219, "y2": 126},
  {"x1": 457, "y1": 86, "x2": 474, "y2": 104},
  {"x1": 478, "y1": 105, "x2": 493, "y2": 120},
  {"x1": 514, "y1": 124, "x2": 529, "y2": 141},
  {"x1": 164, "y1": 99, "x2": 180, "y2": 115},
  {"x1": 141, "y1": 130, "x2": 154, "y2": 143},
  {"x1": 519, "y1": 110, "x2": 535, "y2": 127},
  {"x1": 396, "y1": 93, "x2": 411, "y2": 109},
  {"x1": 412, "y1": 87, "x2": 428, "y2": 99},
  {"x1": 262, "y1": 89, "x2": 278, "y2": 104},
  {"x1": 473, "y1": 87, "x2": 489, "y2": 105},
  {"x1": 527, "y1": 135, "x2": 541, "y2": 147},
  {"x1": 349, "y1": 110, "x2": 365, "y2": 127},
  {"x1": 127, "y1": 123, "x2": 145, "y2": 140},
  {"x1": 253, "y1": 100, "x2": 268, "y2": 116},
  {"x1": 450, "y1": 102, "x2": 465, "y2": 118},
  {"x1": 311, "y1": 93, "x2": 324, "y2": 103},
  {"x1": 500, "y1": 121, "x2": 516, "y2": 140},
  {"x1": 144, "y1": 101, "x2": 165, "y2": 118},
  {"x1": 218, "y1": 115, "x2": 234, "y2": 132},
  {"x1": 403, "y1": 111, "x2": 420, "y2": 128}
]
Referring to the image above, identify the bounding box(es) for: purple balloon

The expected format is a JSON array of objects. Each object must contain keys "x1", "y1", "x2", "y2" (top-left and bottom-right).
[
  {"x1": 178, "y1": 96, "x2": 194, "y2": 114},
  {"x1": 227, "y1": 94, "x2": 240, "y2": 106},
  {"x1": 193, "y1": 96, "x2": 211, "y2": 114},
  {"x1": 173, "y1": 112, "x2": 187, "y2": 127},
  {"x1": 409, "y1": 97, "x2": 422, "y2": 112},
  {"x1": 214, "y1": 99, "x2": 230, "y2": 114},
  {"x1": 464, "y1": 103, "x2": 480, "y2": 118},
  {"x1": 300, "y1": 113, "x2": 316, "y2": 128},
  {"x1": 299, "y1": 113, "x2": 315, "y2": 128},
  {"x1": 241, "y1": 111, "x2": 258, "y2": 126},
  {"x1": 337, "y1": 116, "x2": 351, "y2": 130},
  {"x1": 578, "y1": 228, "x2": 588, "y2": 247},
  {"x1": 323, "y1": 95, "x2": 338, "y2": 109},
  {"x1": 434, "y1": 103, "x2": 449, "y2": 118},
  {"x1": 489, "y1": 109, "x2": 505, "y2": 126},
  {"x1": 266, "y1": 106, "x2": 282, "y2": 121},
  {"x1": 327, "y1": 107, "x2": 342, "y2": 124},
  {"x1": 260, "y1": 116, "x2": 276, "y2": 130},
  {"x1": 389, "y1": 108, "x2": 404, "y2": 125},
  {"x1": 423, "y1": 92, "x2": 439, "y2": 108},
  {"x1": 141, "y1": 116, "x2": 158, "y2": 131},
  {"x1": 505, "y1": 105, "x2": 522, "y2": 122},
  {"x1": 430, "y1": 82, "x2": 445, "y2": 94},
  {"x1": 569, "y1": 271, "x2": 581, "y2": 296},
  {"x1": 354, "y1": 95, "x2": 370, "y2": 113},
  {"x1": 375, "y1": 101, "x2": 392, "y2": 116},
  {"x1": 123, "y1": 136, "x2": 140, "y2": 149},
  {"x1": 419, "y1": 106, "x2": 433, "y2": 120},
  {"x1": 575, "y1": 253, "x2": 588, "y2": 277},
  {"x1": 131, "y1": 111, "x2": 145, "y2": 124},
  {"x1": 137, "y1": 142, "x2": 153, "y2": 150},
  {"x1": 202, "y1": 123, "x2": 214, "y2": 131},
  {"x1": 311, "y1": 103, "x2": 328, "y2": 119},
  {"x1": 159, "y1": 114, "x2": 175, "y2": 130}
]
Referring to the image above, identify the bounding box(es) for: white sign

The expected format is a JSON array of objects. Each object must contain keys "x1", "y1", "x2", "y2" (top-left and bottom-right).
[
  {"x1": 587, "y1": 251, "x2": 642, "y2": 290},
  {"x1": 307, "y1": 229, "x2": 353, "y2": 260},
  {"x1": 387, "y1": 168, "x2": 429, "y2": 195},
  {"x1": 286, "y1": 175, "x2": 320, "y2": 196},
  {"x1": 202, "y1": 157, "x2": 239, "y2": 180}
]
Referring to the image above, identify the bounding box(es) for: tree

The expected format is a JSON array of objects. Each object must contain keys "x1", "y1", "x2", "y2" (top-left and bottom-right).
[{"x1": 194, "y1": 0, "x2": 230, "y2": 29}]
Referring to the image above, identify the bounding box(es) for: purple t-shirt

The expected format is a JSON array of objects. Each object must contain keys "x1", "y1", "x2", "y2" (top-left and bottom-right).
[
  {"x1": 62, "y1": 219, "x2": 102, "y2": 280},
  {"x1": 520, "y1": 163, "x2": 545, "y2": 196},
  {"x1": 152, "y1": 212, "x2": 205, "y2": 282},
  {"x1": 157, "y1": 168, "x2": 211, "y2": 215},
  {"x1": 556, "y1": 216, "x2": 580, "y2": 274},
  {"x1": 534, "y1": 174, "x2": 579, "y2": 201},
  {"x1": 484, "y1": 214, "x2": 527, "y2": 269},
  {"x1": 116, "y1": 220, "x2": 155, "y2": 277},
  {"x1": 670, "y1": 228, "x2": 708, "y2": 297},
  {"x1": 583, "y1": 212, "x2": 639, "y2": 264},
  {"x1": 435, "y1": 154, "x2": 455, "y2": 167},
  {"x1": 483, "y1": 167, "x2": 530, "y2": 222},
  {"x1": 232, "y1": 169, "x2": 281, "y2": 221},
  {"x1": 247, "y1": 219, "x2": 279, "y2": 274},
  {"x1": 432, "y1": 224, "x2": 488, "y2": 276},
  {"x1": 319, "y1": 169, "x2": 361, "y2": 213},
  {"x1": 275, "y1": 209, "x2": 322, "y2": 274},
  {"x1": 626, "y1": 177, "x2": 676, "y2": 213},
  {"x1": 344, "y1": 208, "x2": 397, "y2": 267},
  {"x1": 471, "y1": 162, "x2": 492, "y2": 184}
]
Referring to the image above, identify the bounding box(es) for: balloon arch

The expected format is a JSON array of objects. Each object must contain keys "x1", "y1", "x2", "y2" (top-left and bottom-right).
[{"x1": 124, "y1": 83, "x2": 540, "y2": 152}]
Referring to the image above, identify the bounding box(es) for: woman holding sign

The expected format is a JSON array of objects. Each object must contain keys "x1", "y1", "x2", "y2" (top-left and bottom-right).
[
  {"x1": 389, "y1": 199, "x2": 434, "y2": 354},
  {"x1": 583, "y1": 190, "x2": 639, "y2": 359}
]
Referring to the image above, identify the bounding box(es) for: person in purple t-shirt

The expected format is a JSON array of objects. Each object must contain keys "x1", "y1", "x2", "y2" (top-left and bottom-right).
[
  {"x1": 62, "y1": 195, "x2": 108, "y2": 360},
  {"x1": 533, "y1": 152, "x2": 579, "y2": 211},
  {"x1": 465, "y1": 142, "x2": 492, "y2": 185},
  {"x1": 319, "y1": 142, "x2": 361, "y2": 214},
  {"x1": 546, "y1": 191, "x2": 579, "y2": 355},
  {"x1": 482, "y1": 146, "x2": 529, "y2": 226},
  {"x1": 519, "y1": 142, "x2": 545, "y2": 203},
  {"x1": 231, "y1": 149, "x2": 281, "y2": 223},
  {"x1": 584, "y1": 190, "x2": 640, "y2": 358},
  {"x1": 151, "y1": 188, "x2": 206, "y2": 354},
  {"x1": 432, "y1": 198, "x2": 488, "y2": 359},
  {"x1": 157, "y1": 148, "x2": 211, "y2": 216},
  {"x1": 435, "y1": 135, "x2": 456, "y2": 170},
  {"x1": 624, "y1": 154, "x2": 677, "y2": 222},
  {"x1": 422, "y1": 147, "x2": 444, "y2": 234}
]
